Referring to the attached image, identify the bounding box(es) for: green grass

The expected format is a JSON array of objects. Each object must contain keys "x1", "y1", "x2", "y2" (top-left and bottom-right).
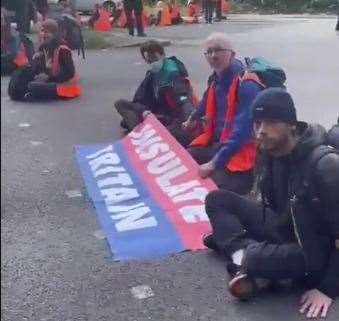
[{"x1": 83, "y1": 29, "x2": 113, "y2": 50}]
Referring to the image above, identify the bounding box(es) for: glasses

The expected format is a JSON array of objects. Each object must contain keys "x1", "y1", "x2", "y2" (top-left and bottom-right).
[{"x1": 204, "y1": 48, "x2": 233, "y2": 57}]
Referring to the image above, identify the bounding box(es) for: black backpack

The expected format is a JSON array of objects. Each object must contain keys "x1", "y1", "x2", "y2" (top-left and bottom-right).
[
  {"x1": 8, "y1": 64, "x2": 35, "y2": 101},
  {"x1": 58, "y1": 15, "x2": 85, "y2": 59},
  {"x1": 328, "y1": 118, "x2": 339, "y2": 149},
  {"x1": 19, "y1": 33, "x2": 35, "y2": 62},
  {"x1": 244, "y1": 57, "x2": 287, "y2": 88}
]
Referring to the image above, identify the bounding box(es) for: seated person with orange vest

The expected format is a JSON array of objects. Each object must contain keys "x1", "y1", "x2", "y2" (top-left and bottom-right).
[
  {"x1": 114, "y1": 40, "x2": 196, "y2": 147},
  {"x1": 183, "y1": 33, "x2": 263, "y2": 195},
  {"x1": 155, "y1": 1, "x2": 172, "y2": 26},
  {"x1": 88, "y1": 4, "x2": 112, "y2": 32},
  {"x1": 168, "y1": 0, "x2": 182, "y2": 24},
  {"x1": 24, "y1": 19, "x2": 81, "y2": 101},
  {"x1": 1, "y1": 10, "x2": 28, "y2": 75},
  {"x1": 186, "y1": 0, "x2": 200, "y2": 23}
]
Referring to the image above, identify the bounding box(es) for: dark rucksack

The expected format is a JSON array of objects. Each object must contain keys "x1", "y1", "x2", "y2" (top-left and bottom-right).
[
  {"x1": 8, "y1": 64, "x2": 35, "y2": 101},
  {"x1": 328, "y1": 119, "x2": 339, "y2": 149},
  {"x1": 58, "y1": 14, "x2": 85, "y2": 59},
  {"x1": 19, "y1": 33, "x2": 35, "y2": 62},
  {"x1": 244, "y1": 57, "x2": 287, "y2": 88}
]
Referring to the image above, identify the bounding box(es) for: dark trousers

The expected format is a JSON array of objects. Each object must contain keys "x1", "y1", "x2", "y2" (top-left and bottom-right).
[
  {"x1": 204, "y1": 0, "x2": 215, "y2": 23},
  {"x1": 115, "y1": 99, "x2": 193, "y2": 147},
  {"x1": 125, "y1": 8, "x2": 144, "y2": 36},
  {"x1": 187, "y1": 144, "x2": 254, "y2": 195},
  {"x1": 28, "y1": 81, "x2": 59, "y2": 100},
  {"x1": 205, "y1": 189, "x2": 306, "y2": 280},
  {"x1": 1, "y1": 58, "x2": 17, "y2": 75}
]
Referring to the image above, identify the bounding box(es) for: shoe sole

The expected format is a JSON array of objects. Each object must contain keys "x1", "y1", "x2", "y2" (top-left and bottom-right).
[{"x1": 228, "y1": 274, "x2": 255, "y2": 301}]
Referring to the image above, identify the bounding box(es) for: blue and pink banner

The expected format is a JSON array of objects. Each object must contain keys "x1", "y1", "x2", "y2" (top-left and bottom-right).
[{"x1": 75, "y1": 114, "x2": 216, "y2": 261}]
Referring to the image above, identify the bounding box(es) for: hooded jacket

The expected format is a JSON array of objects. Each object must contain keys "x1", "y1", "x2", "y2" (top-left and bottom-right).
[
  {"x1": 133, "y1": 56, "x2": 195, "y2": 124},
  {"x1": 258, "y1": 123, "x2": 339, "y2": 298}
]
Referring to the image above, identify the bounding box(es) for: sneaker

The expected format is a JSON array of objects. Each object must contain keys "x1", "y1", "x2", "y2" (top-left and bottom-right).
[
  {"x1": 24, "y1": 92, "x2": 34, "y2": 102},
  {"x1": 137, "y1": 33, "x2": 147, "y2": 37},
  {"x1": 202, "y1": 233, "x2": 218, "y2": 251},
  {"x1": 228, "y1": 272, "x2": 255, "y2": 301},
  {"x1": 120, "y1": 119, "x2": 128, "y2": 129}
]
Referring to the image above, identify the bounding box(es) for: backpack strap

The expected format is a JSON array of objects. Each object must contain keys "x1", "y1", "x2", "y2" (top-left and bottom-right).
[{"x1": 300, "y1": 145, "x2": 339, "y2": 200}]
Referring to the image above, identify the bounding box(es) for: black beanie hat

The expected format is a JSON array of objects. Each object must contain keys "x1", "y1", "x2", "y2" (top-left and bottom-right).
[{"x1": 252, "y1": 88, "x2": 297, "y2": 124}]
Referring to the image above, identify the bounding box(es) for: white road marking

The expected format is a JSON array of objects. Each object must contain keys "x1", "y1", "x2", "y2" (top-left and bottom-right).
[
  {"x1": 130, "y1": 285, "x2": 154, "y2": 299},
  {"x1": 18, "y1": 123, "x2": 31, "y2": 128},
  {"x1": 65, "y1": 190, "x2": 82, "y2": 198},
  {"x1": 30, "y1": 141, "x2": 43, "y2": 146},
  {"x1": 93, "y1": 229, "x2": 106, "y2": 240}
]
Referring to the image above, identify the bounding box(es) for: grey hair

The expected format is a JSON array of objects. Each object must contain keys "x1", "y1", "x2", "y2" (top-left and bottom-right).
[{"x1": 205, "y1": 32, "x2": 233, "y2": 50}]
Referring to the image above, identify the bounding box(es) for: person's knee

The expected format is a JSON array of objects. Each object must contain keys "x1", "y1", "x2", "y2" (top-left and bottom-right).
[
  {"x1": 205, "y1": 189, "x2": 234, "y2": 218},
  {"x1": 114, "y1": 99, "x2": 128, "y2": 112}
]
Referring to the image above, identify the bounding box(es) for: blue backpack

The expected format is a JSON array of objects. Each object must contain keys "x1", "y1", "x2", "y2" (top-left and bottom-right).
[{"x1": 244, "y1": 57, "x2": 287, "y2": 88}]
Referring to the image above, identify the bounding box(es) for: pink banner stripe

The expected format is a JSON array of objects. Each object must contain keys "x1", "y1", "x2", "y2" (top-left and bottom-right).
[{"x1": 121, "y1": 114, "x2": 216, "y2": 250}]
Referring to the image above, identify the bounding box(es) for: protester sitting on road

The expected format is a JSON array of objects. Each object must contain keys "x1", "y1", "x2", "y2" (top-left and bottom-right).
[
  {"x1": 203, "y1": 88, "x2": 339, "y2": 318},
  {"x1": 1, "y1": 9, "x2": 29, "y2": 75},
  {"x1": 24, "y1": 19, "x2": 81, "y2": 101},
  {"x1": 114, "y1": 40, "x2": 197, "y2": 147},
  {"x1": 186, "y1": 0, "x2": 201, "y2": 23},
  {"x1": 183, "y1": 33, "x2": 263, "y2": 194},
  {"x1": 88, "y1": 3, "x2": 112, "y2": 32},
  {"x1": 168, "y1": 0, "x2": 183, "y2": 25},
  {"x1": 155, "y1": 1, "x2": 172, "y2": 26}
]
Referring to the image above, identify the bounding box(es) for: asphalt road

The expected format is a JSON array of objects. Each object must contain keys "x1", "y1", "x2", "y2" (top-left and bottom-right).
[{"x1": 2, "y1": 16, "x2": 339, "y2": 321}]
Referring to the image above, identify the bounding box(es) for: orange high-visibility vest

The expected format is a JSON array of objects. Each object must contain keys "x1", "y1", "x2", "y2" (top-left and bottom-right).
[
  {"x1": 49, "y1": 45, "x2": 81, "y2": 98},
  {"x1": 142, "y1": 10, "x2": 150, "y2": 27},
  {"x1": 158, "y1": 6, "x2": 172, "y2": 26},
  {"x1": 170, "y1": 4, "x2": 180, "y2": 19},
  {"x1": 14, "y1": 44, "x2": 28, "y2": 67},
  {"x1": 188, "y1": 4, "x2": 200, "y2": 17},
  {"x1": 93, "y1": 8, "x2": 112, "y2": 32},
  {"x1": 222, "y1": 0, "x2": 230, "y2": 13},
  {"x1": 115, "y1": 9, "x2": 127, "y2": 28},
  {"x1": 190, "y1": 73, "x2": 264, "y2": 172}
]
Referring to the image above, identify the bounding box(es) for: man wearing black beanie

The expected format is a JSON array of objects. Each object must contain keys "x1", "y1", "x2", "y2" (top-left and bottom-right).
[{"x1": 203, "y1": 88, "x2": 339, "y2": 318}]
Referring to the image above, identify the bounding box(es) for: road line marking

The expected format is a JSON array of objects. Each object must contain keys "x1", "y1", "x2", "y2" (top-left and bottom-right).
[
  {"x1": 30, "y1": 141, "x2": 43, "y2": 146},
  {"x1": 93, "y1": 229, "x2": 106, "y2": 240},
  {"x1": 65, "y1": 190, "x2": 82, "y2": 198},
  {"x1": 130, "y1": 285, "x2": 154, "y2": 299},
  {"x1": 18, "y1": 123, "x2": 31, "y2": 128}
]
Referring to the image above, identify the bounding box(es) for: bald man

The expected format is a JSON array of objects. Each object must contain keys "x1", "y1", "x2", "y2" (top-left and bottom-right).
[{"x1": 183, "y1": 33, "x2": 264, "y2": 194}]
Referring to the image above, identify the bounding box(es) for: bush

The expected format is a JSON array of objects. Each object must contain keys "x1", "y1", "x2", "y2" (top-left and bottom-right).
[{"x1": 83, "y1": 29, "x2": 112, "y2": 49}]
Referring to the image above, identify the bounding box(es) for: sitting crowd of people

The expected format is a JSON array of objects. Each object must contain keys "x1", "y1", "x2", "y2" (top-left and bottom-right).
[
  {"x1": 113, "y1": 33, "x2": 338, "y2": 319},
  {"x1": 1, "y1": 2, "x2": 338, "y2": 317}
]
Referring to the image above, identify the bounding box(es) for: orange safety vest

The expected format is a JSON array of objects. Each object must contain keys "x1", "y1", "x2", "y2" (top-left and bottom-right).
[
  {"x1": 222, "y1": 0, "x2": 230, "y2": 13},
  {"x1": 142, "y1": 10, "x2": 150, "y2": 27},
  {"x1": 190, "y1": 73, "x2": 264, "y2": 172},
  {"x1": 188, "y1": 4, "x2": 200, "y2": 17},
  {"x1": 49, "y1": 45, "x2": 81, "y2": 98},
  {"x1": 170, "y1": 4, "x2": 180, "y2": 19},
  {"x1": 115, "y1": 9, "x2": 127, "y2": 28},
  {"x1": 93, "y1": 8, "x2": 112, "y2": 32},
  {"x1": 14, "y1": 44, "x2": 28, "y2": 67},
  {"x1": 158, "y1": 6, "x2": 172, "y2": 26}
]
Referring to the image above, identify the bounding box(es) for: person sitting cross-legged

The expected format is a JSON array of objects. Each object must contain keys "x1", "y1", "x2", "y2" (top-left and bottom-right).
[
  {"x1": 183, "y1": 32, "x2": 264, "y2": 195},
  {"x1": 114, "y1": 40, "x2": 197, "y2": 147},
  {"x1": 204, "y1": 88, "x2": 339, "y2": 319}
]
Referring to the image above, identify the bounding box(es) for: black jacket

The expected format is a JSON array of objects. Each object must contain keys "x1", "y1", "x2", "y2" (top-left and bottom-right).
[
  {"x1": 133, "y1": 56, "x2": 194, "y2": 124},
  {"x1": 258, "y1": 123, "x2": 339, "y2": 298}
]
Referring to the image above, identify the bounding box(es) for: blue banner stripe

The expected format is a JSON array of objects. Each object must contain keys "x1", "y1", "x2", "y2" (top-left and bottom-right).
[{"x1": 75, "y1": 142, "x2": 185, "y2": 260}]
